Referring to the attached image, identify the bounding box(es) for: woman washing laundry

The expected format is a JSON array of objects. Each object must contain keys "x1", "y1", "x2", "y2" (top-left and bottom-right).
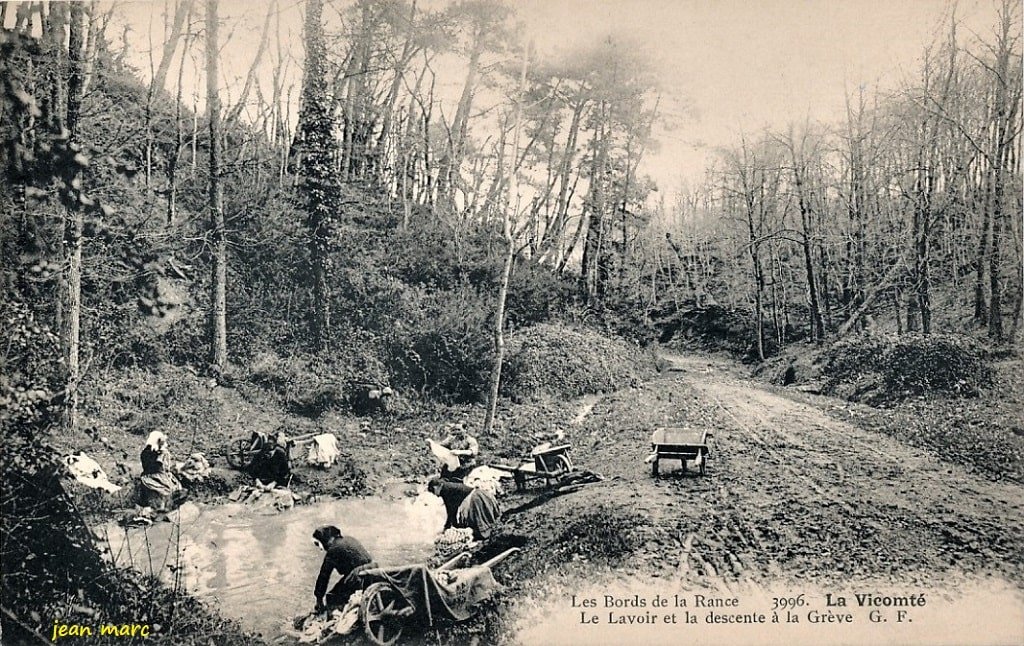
[
  {"x1": 435, "y1": 424, "x2": 480, "y2": 481},
  {"x1": 427, "y1": 478, "x2": 501, "y2": 540},
  {"x1": 139, "y1": 431, "x2": 186, "y2": 511}
]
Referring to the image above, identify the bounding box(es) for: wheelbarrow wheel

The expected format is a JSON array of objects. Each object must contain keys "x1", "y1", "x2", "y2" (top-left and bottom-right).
[
  {"x1": 226, "y1": 438, "x2": 253, "y2": 469},
  {"x1": 362, "y1": 582, "x2": 408, "y2": 646}
]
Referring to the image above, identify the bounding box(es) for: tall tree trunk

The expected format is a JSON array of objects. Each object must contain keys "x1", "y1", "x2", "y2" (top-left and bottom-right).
[
  {"x1": 793, "y1": 165, "x2": 824, "y2": 342},
  {"x1": 374, "y1": 0, "x2": 418, "y2": 187},
  {"x1": 985, "y1": 1, "x2": 1021, "y2": 341},
  {"x1": 989, "y1": 196, "x2": 1003, "y2": 338},
  {"x1": 61, "y1": 1, "x2": 86, "y2": 433},
  {"x1": 581, "y1": 106, "x2": 609, "y2": 306},
  {"x1": 144, "y1": 0, "x2": 191, "y2": 188},
  {"x1": 747, "y1": 228, "x2": 765, "y2": 360},
  {"x1": 167, "y1": 1, "x2": 193, "y2": 226},
  {"x1": 974, "y1": 169, "x2": 993, "y2": 321},
  {"x1": 914, "y1": 169, "x2": 933, "y2": 335},
  {"x1": 206, "y1": 0, "x2": 228, "y2": 371},
  {"x1": 483, "y1": 46, "x2": 528, "y2": 437},
  {"x1": 298, "y1": 0, "x2": 338, "y2": 351}
]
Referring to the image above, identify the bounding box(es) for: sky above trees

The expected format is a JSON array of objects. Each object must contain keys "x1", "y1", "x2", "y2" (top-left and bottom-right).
[{"x1": 43, "y1": 0, "x2": 1005, "y2": 189}]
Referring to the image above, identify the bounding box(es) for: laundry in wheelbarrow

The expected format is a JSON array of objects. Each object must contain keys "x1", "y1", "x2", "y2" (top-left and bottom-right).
[
  {"x1": 291, "y1": 590, "x2": 364, "y2": 643},
  {"x1": 362, "y1": 564, "x2": 502, "y2": 623},
  {"x1": 430, "y1": 527, "x2": 476, "y2": 567}
]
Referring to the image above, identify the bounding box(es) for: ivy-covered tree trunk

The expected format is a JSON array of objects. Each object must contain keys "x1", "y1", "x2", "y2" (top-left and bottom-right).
[
  {"x1": 298, "y1": 0, "x2": 340, "y2": 351},
  {"x1": 207, "y1": 0, "x2": 228, "y2": 370}
]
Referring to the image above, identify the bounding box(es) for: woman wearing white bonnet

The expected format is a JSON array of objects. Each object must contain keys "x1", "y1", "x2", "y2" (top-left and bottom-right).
[{"x1": 139, "y1": 430, "x2": 185, "y2": 511}]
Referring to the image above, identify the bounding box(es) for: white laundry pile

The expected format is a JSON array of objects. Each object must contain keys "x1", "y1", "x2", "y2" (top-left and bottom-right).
[
  {"x1": 293, "y1": 590, "x2": 364, "y2": 643},
  {"x1": 63, "y1": 453, "x2": 121, "y2": 493},
  {"x1": 228, "y1": 480, "x2": 297, "y2": 513},
  {"x1": 175, "y1": 452, "x2": 211, "y2": 483},
  {"x1": 428, "y1": 439, "x2": 459, "y2": 471},
  {"x1": 463, "y1": 465, "x2": 510, "y2": 498},
  {"x1": 306, "y1": 433, "x2": 340, "y2": 468}
]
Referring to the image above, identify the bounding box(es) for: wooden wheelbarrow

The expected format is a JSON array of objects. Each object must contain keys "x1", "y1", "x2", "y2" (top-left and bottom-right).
[
  {"x1": 647, "y1": 427, "x2": 711, "y2": 477},
  {"x1": 492, "y1": 444, "x2": 575, "y2": 491}
]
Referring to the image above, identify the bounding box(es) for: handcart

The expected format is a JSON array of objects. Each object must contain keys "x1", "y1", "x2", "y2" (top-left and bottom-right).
[
  {"x1": 357, "y1": 547, "x2": 520, "y2": 645},
  {"x1": 225, "y1": 431, "x2": 270, "y2": 470},
  {"x1": 492, "y1": 444, "x2": 575, "y2": 491},
  {"x1": 649, "y1": 427, "x2": 711, "y2": 477},
  {"x1": 225, "y1": 431, "x2": 315, "y2": 470}
]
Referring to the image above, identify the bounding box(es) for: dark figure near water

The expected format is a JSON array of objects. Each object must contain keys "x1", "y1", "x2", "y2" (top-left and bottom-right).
[
  {"x1": 312, "y1": 525, "x2": 376, "y2": 612},
  {"x1": 138, "y1": 431, "x2": 185, "y2": 510},
  {"x1": 427, "y1": 478, "x2": 501, "y2": 540},
  {"x1": 250, "y1": 431, "x2": 292, "y2": 486}
]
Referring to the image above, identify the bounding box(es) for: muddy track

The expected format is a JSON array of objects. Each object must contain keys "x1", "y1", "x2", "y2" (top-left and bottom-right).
[{"x1": 560, "y1": 354, "x2": 1024, "y2": 589}]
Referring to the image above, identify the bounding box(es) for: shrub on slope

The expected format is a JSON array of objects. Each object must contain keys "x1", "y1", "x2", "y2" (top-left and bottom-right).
[{"x1": 501, "y1": 324, "x2": 657, "y2": 402}]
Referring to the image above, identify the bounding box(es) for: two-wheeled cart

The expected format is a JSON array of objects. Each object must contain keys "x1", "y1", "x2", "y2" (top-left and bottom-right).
[
  {"x1": 649, "y1": 427, "x2": 711, "y2": 477},
  {"x1": 491, "y1": 444, "x2": 575, "y2": 491}
]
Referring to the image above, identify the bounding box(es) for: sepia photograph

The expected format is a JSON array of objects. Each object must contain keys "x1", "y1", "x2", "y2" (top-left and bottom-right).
[{"x1": 1, "y1": 0, "x2": 1022, "y2": 644}]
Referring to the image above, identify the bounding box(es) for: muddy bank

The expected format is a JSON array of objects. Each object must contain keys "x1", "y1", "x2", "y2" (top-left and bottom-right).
[{"x1": 73, "y1": 354, "x2": 1024, "y2": 644}]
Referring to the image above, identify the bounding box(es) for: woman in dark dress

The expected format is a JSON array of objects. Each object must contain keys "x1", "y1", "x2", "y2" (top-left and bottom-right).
[
  {"x1": 139, "y1": 431, "x2": 184, "y2": 511},
  {"x1": 250, "y1": 431, "x2": 292, "y2": 486},
  {"x1": 311, "y1": 525, "x2": 376, "y2": 612},
  {"x1": 427, "y1": 478, "x2": 501, "y2": 540}
]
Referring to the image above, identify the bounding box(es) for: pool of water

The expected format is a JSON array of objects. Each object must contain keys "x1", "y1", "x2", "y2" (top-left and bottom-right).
[{"x1": 100, "y1": 491, "x2": 446, "y2": 640}]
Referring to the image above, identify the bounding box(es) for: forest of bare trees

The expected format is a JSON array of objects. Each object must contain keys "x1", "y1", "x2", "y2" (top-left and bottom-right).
[
  {"x1": 2, "y1": 0, "x2": 1021, "y2": 440},
  {"x1": 656, "y1": 3, "x2": 1022, "y2": 357}
]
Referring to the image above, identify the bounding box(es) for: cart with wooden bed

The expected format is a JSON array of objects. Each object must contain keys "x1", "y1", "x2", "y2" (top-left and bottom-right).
[
  {"x1": 357, "y1": 547, "x2": 520, "y2": 645},
  {"x1": 649, "y1": 427, "x2": 711, "y2": 477},
  {"x1": 492, "y1": 444, "x2": 575, "y2": 490}
]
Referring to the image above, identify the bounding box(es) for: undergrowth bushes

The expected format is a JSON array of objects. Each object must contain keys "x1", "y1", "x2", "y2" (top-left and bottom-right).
[
  {"x1": 884, "y1": 334, "x2": 993, "y2": 396},
  {"x1": 246, "y1": 336, "x2": 391, "y2": 417},
  {"x1": 552, "y1": 506, "x2": 646, "y2": 562},
  {"x1": 501, "y1": 323, "x2": 657, "y2": 402},
  {"x1": 822, "y1": 332, "x2": 993, "y2": 401},
  {"x1": 383, "y1": 284, "x2": 495, "y2": 402}
]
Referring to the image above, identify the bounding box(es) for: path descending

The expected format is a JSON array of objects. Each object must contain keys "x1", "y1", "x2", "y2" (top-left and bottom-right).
[{"x1": 559, "y1": 353, "x2": 1024, "y2": 587}]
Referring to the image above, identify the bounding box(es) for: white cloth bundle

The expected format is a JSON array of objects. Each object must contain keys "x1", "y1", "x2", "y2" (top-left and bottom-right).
[
  {"x1": 306, "y1": 433, "x2": 340, "y2": 468},
  {"x1": 464, "y1": 465, "x2": 509, "y2": 498},
  {"x1": 64, "y1": 453, "x2": 121, "y2": 493},
  {"x1": 428, "y1": 439, "x2": 460, "y2": 471}
]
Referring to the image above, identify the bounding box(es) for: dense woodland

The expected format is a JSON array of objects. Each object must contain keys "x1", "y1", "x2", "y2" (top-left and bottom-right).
[
  {"x1": 0, "y1": 0, "x2": 1021, "y2": 449},
  {"x1": 0, "y1": 0, "x2": 1022, "y2": 639},
  {"x1": 658, "y1": 4, "x2": 1024, "y2": 358}
]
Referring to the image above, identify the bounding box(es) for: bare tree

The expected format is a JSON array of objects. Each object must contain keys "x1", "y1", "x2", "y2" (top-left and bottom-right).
[{"x1": 206, "y1": 0, "x2": 228, "y2": 371}]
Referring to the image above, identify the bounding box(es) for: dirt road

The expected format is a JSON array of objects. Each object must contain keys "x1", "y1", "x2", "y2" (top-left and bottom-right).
[{"x1": 504, "y1": 353, "x2": 1024, "y2": 591}]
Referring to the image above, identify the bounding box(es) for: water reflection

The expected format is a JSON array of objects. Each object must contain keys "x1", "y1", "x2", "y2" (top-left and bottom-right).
[{"x1": 102, "y1": 492, "x2": 446, "y2": 639}]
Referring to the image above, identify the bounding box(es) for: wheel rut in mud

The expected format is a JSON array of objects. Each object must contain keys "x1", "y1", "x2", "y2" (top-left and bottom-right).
[{"x1": 552, "y1": 354, "x2": 1024, "y2": 588}]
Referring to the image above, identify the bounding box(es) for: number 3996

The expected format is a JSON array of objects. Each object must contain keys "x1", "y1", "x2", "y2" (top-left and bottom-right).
[{"x1": 772, "y1": 595, "x2": 806, "y2": 610}]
